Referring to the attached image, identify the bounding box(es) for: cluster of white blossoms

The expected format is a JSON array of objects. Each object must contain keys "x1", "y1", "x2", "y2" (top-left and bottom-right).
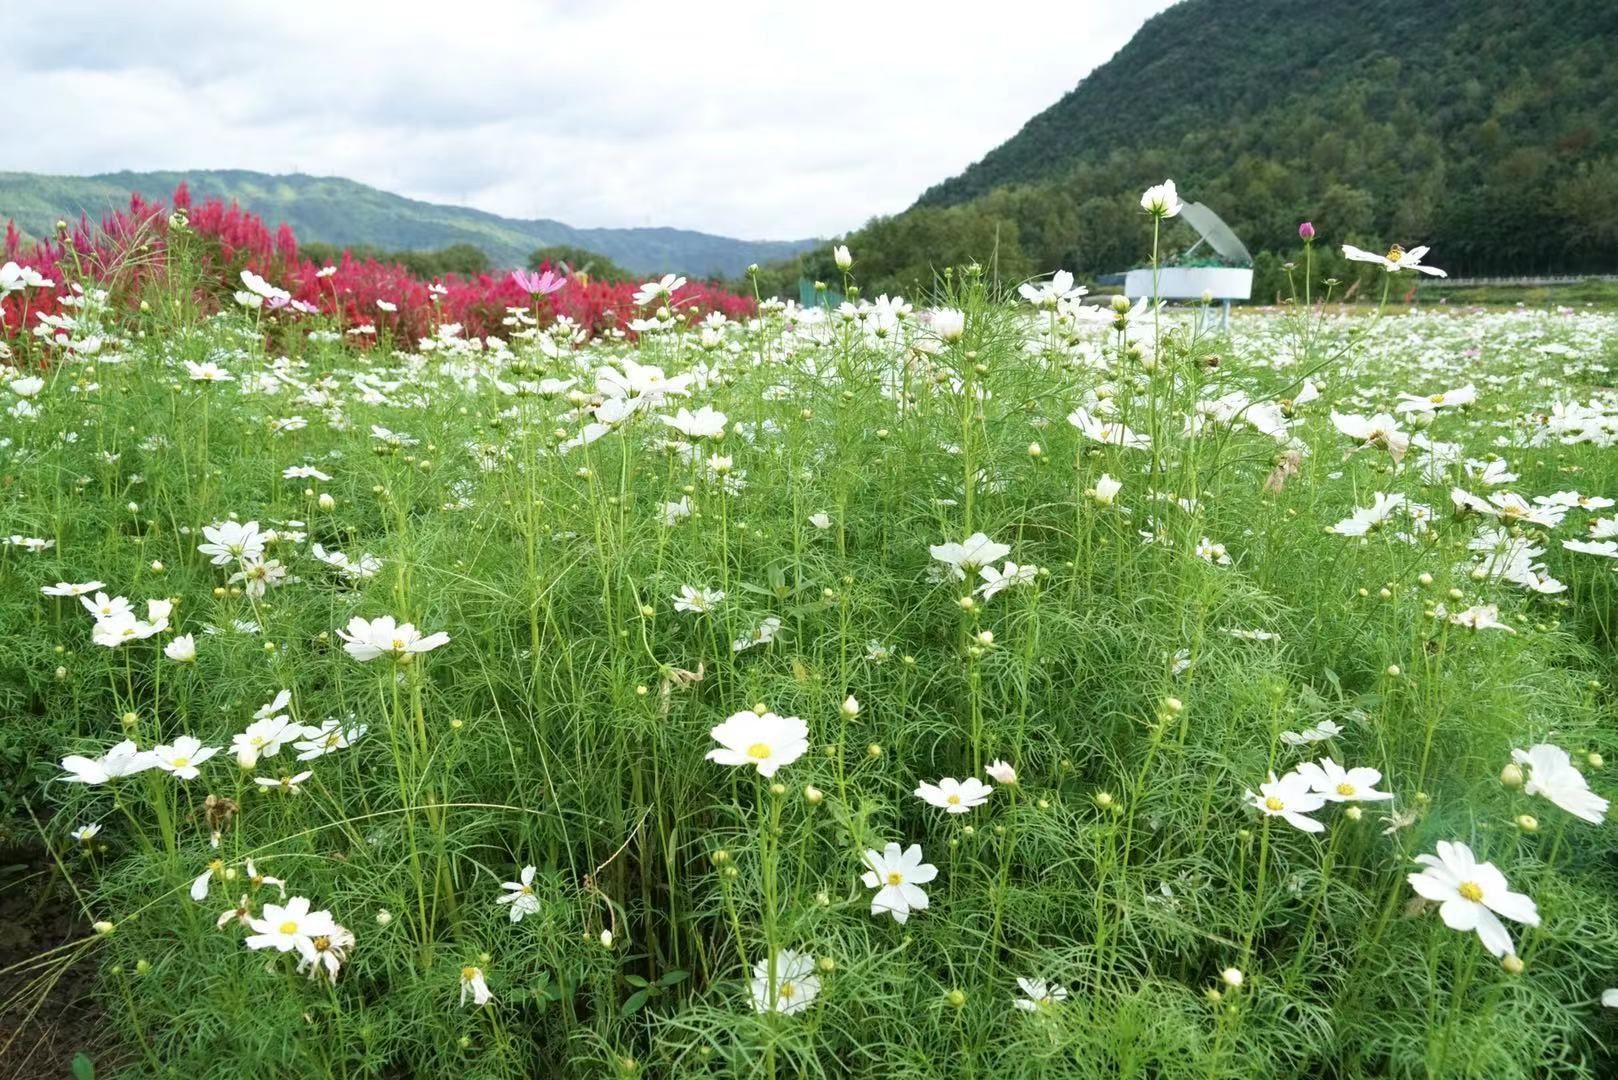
[{"x1": 1245, "y1": 757, "x2": 1392, "y2": 834}]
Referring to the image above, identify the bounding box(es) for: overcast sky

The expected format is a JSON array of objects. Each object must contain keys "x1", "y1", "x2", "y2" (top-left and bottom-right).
[{"x1": 5, "y1": 1, "x2": 1177, "y2": 240}]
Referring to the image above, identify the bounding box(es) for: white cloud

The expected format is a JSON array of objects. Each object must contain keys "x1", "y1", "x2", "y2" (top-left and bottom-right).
[{"x1": 7, "y1": 0, "x2": 1177, "y2": 238}]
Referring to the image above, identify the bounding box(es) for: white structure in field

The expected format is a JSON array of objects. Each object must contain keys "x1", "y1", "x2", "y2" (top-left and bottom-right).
[{"x1": 1122, "y1": 202, "x2": 1252, "y2": 329}]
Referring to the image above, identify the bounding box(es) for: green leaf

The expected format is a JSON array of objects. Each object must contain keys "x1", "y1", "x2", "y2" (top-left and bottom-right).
[
  {"x1": 658, "y1": 969, "x2": 691, "y2": 987},
  {"x1": 72, "y1": 1053, "x2": 96, "y2": 1080},
  {"x1": 620, "y1": 988, "x2": 650, "y2": 1016},
  {"x1": 623, "y1": 974, "x2": 649, "y2": 988}
]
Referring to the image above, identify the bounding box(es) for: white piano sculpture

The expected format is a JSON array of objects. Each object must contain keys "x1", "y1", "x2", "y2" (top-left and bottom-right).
[{"x1": 1122, "y1": 201, "x2": 1253, "y2": 331}]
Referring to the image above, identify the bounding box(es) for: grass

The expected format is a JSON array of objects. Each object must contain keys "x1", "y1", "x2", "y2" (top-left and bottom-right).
[{"x1": 3, "y1": 243, "x2": 1618, "y2": 1078}]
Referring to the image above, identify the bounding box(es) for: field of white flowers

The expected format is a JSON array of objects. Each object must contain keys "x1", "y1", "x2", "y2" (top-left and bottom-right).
[{"x1": 4, "y1": 214, "x2": 1618, "y2": 1077}]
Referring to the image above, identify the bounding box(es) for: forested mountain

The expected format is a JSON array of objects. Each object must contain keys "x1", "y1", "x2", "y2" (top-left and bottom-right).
[
  {"x1": 0, "y1": 170, "x2": 818, "y2": 278},
  {"x1": 770, "y1": 0, "x2": 1618, "y2": 297}
]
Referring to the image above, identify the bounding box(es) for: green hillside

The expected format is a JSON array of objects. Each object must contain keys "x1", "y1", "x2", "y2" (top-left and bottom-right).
[
  {"x1": 774, "y1": 0, "x2": 1617, "y2": 295},
  {"x1": 0, "y1": 169, "x2": 818, "y2": 278}
]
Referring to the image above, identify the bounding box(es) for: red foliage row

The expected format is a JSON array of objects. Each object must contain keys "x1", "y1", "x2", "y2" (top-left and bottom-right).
[{"x1": 3, "y1": 184, "x2": 755, "y2": 345}]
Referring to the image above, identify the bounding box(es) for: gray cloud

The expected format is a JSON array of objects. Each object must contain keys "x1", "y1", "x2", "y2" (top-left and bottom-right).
[{"x1": 7, "y1": 0, "x2": 1177, "y2": 239}]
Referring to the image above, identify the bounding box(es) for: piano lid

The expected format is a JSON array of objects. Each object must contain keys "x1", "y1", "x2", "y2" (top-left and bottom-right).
[{"x1": 1178, "y1": 202, "x2": 1252, "y2": 266}]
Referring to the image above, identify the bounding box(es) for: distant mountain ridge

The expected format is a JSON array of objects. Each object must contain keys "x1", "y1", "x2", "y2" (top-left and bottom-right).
[
  {"x1": 0, "y1": 169, "x2": 819, "y2": 278},
  {"x1": 907, "y1": 0, "x2": 1618, "y2": 279}
]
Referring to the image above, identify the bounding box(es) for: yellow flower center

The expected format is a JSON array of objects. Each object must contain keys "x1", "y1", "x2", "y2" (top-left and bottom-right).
[
  {"x1": 1264, "y1": 796, "x2": 1285, "y2": 812},
  {"x1": 312, "y1": 936, "x2": 331, "y2": 952},
  {"x1": 1336, "y1": 782, "x2": 1356, "y2": 797},
  {"x1": 746, "y1": 742, "x2": 772, "y2": 760},
  {"x1": 946, "y1": 794, "x2": 961, "y2": 805},
  {"x1": 1459, "y1": 881, "x2": 1484, "y2": 902},
  {"x1": 779, "y1": 981, "x2": 797, "y2": 1000},
  {"x1": 1429, "y1": 393, "x2": 1446, "y2": 404},
  {"x1": 392, "y1": 638, "x2": 407, "y2": 651},
  {"x1": 462, "y1": 966, "x2": 477, "y2": 981},
  {"x1": 279, "y1": 920, "x2": 299, "y2": 934},
  {"x1": 886, "y1": 871, "x2": 903, "y2": 886},
  {"x1": 171, "y1": 756, "x2": 190, "y2": 768},
  {"x1": 1386, "y1": 244, "x2": 1405, "y2": 263}
]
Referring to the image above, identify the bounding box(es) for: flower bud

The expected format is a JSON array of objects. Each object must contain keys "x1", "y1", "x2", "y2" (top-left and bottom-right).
[
  {"x1": 1221, "y1": 967, "x2": 1244, "y2": 989},
  {"x1": 1500, "y1": 763, "x2": 1525, "y2": 789},
  {"x1": 1501, "y1": 954, "x2": 1524, "y2": 975},
  {"x1": 1298, "y1": 221, "x2": 1315, "y2": 241}
]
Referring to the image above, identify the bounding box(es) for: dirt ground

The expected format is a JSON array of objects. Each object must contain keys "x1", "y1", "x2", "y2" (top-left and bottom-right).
[{"x1": 0, "y1": 852, "x2": 112, "y2": 1080}]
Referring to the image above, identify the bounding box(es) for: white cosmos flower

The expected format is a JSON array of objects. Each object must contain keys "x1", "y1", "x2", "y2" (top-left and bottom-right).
[
  {"x1": 80, "y1": 591, "x2": 130, "y2": 620},
  {"x1": 293, "y1": 719, "x2": 367, "y2": 760},
  {"x1": 1341, "y1": 243, "x2": 1447, "y2": 277},
  {"x1": 198, "y1": 520, "x2": 265, "y2": 565},
  {"x1": 1511, "y1": 744, "x2": 1609, "y2": 824},
  {"x1": 1331, "y1": 411, "x2": 1410, "y2": 462},
  {"x1": 1089, "y1": 473, "x2": 1122, "y2": 506},
  {"x1": 336, "y1": 615, "x2": 450, "y2": 662},
  {"x1": 299, "y1": 923, "x2": 354, "y2": 985},
  {"x1": 164, "y1": 633, "x2": 198, "y2": 663},
  {"x1": 985, "y1": 760, "x2": 1018, "y2": 785},
  {"x1": 497, "y1": 865, "x2": 541, "y2": 923},
  {"x1": 1330, "y1": 492, "x2": 1406, "y2": 537},
  {"x1": 1279, "y1": 720, "x2": 1343, "y2": 747},
  {"x1": 673, "y1": 585, "x2": 725, "y2": 613},
  {"x1": 1013, "y1": 977, "x2": 1070, "y2": 1012},
  {"x1": 860, "y1": 842, "x2": 937, "y2": 924},
  {"x1": 1603, "y1": 989, "x2": 1618, "y2": 1008},
  {"x1": 245, "y1": 897, "x2": 338, "y2": 964},
  {"x1": 928, "y1": 307, "x2": 966, "y2": 342},
  {"x1": 1068, "y1": 407, "x2": 1151, "y2": 451},
  {"x1": 239, "y1": 269, "x2": 290, "y2": 302},
  {"x1": 59, "y1": 740, "x2": 157, "y2": 784},
  {"x1": 459, "y1": 965, "x2": 494, "y2": 1007},
  {"x1": 1562, "y1": 538, "x2": 1618, "y2": 559},
  {"x1": 706, "y1": 710, "x2": 808, "y2": 778},
  {"x1": 151, "y1": 735, "x2": 220, "y2": 780},
  {"x1": 1294, "y1": 759, "x2": 1393, "y2": 802},
  {"x1": 254, "y1": 771, "x2": 313, "y2": 794},
  {"x1": 750, "y1": 948, "x2": 821, "y2": 1015},
  {"x1": 976, "y1": 561, "x2": 1038, "y2": 601},
  {"x1": 1244, "y1": 770, "x2": 1327, "y2": 833},
  {"x1": 232, "y1": 714, "x2": 299, "y2": 768},
  {"x1": 42, "y1": 580, "x2": 106, "y2": 598},
  {"x1": 661, "y1": 405, "x2": 728, "y2": 440},
  {"x1": 1395, "y1": 385, "x2": 1476, "y2": 414},
  {"x1": 185, "y1": 360, "x2": 235, "y2": 383},
  {"x1": 633, "y1": 274, "x2": 686, "y2": 307},
  {"x1": 915, "y1": 776, "x2": 993, "y2": 813},
  {"x1": 929, "y1": 533, "x2": 1011, "y2": 581},
  {"x1": 71, "y1": 823, "x2": 101, "y2": 843},
  {"x1": 1448, "y1": 604, "x2": 1516, "y2": 634},
  {"x1": 1139, "y1": 179, "x2": 1181, "y2": 217},
  {"x1": 1407, "y1": 841, "x2": 1538, "y2": 957}
]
